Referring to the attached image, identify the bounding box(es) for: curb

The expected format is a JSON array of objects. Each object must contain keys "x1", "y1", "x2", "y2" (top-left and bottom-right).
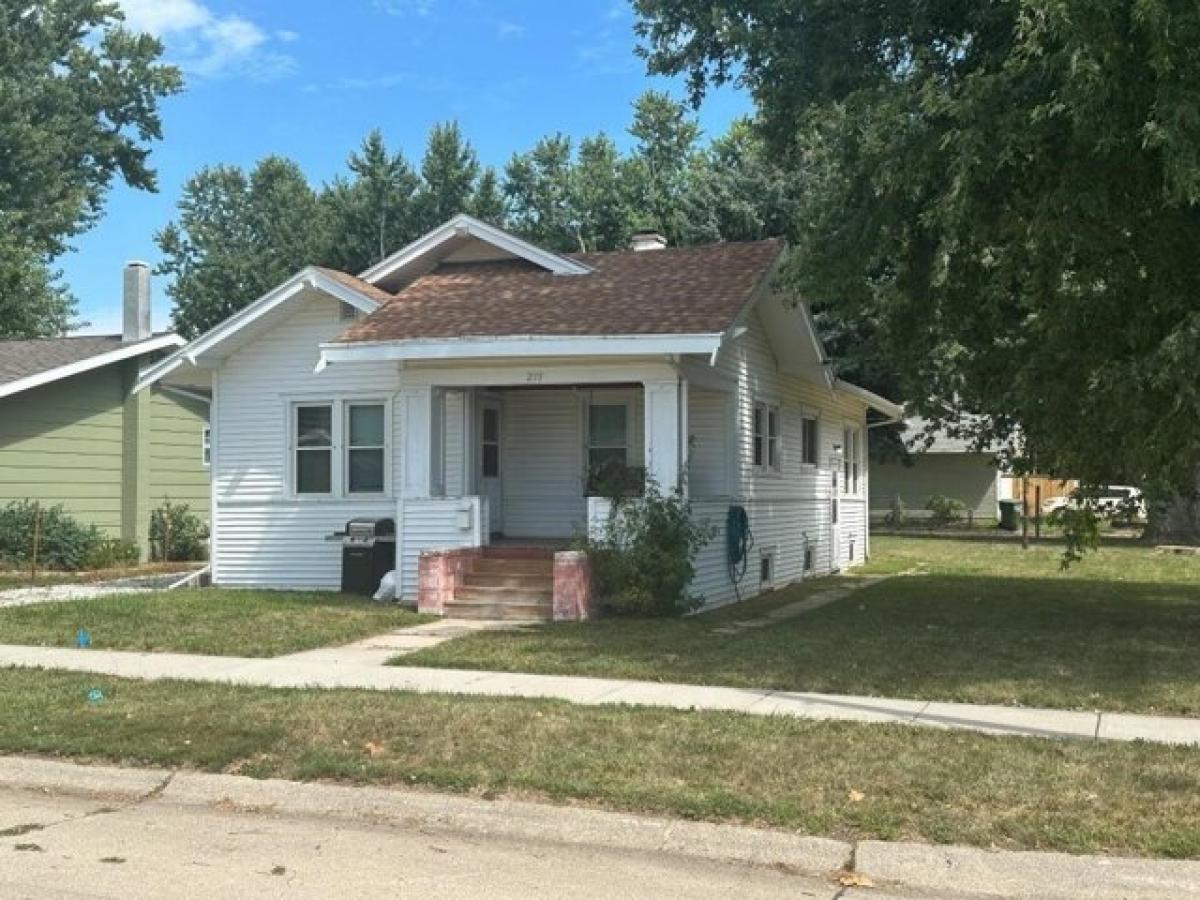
[{"x1": 0, "y1": 757, "x2": 851, "y2": 879}]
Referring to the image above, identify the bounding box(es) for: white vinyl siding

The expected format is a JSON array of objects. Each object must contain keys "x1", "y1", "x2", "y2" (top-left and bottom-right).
[
  {"x1": 212, "y1": 292, "x2": 399, "y2": 588},
  {"x1": 442, "y1": 390, "x2": 467, "y2": 497},
  {"x1": 690, "y1": 306, "x2": 871, "y2": 607},
  {"x1": 687, "y1": 389, "x2": 730, "y2": 498}
]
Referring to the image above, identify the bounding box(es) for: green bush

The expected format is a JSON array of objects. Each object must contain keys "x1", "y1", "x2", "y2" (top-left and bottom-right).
[
  {"x1": 83, "y1": 538, "x2": 141, "y2": 570},
  {"x1": 582, "y1": 481, "x2": 714, "y2": 617},
  {"x1": 925, "y1": 495, "x2": 967, "y2": 525},
  {"x1": 149, "y1": 499, "x2": 209, "y2": 562},
  {"x1": 0, "y1": 500, "x2": 103, "y2": 571},
  {"x1": 585, "y1": 458, "x2": 646, "y2": 500}
]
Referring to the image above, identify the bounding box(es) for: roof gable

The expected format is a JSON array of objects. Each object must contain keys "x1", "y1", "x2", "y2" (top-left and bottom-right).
[
  {"x1": 359, "y1": 214, "x2": 592, "y2": 291},
  {"x1": 132, "y1": 266, "x2": 385, "y2": 394}
]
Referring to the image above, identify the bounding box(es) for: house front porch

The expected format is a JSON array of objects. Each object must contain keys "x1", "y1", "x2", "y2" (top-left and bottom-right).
[{"x1": 387, "y1": 357, "x2": 696, "y2": 619}]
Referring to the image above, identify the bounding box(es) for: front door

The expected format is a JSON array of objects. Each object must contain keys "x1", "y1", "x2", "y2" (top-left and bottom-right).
[{"x1": 480, "y1": 399, "x2": 503, "y2": 535}]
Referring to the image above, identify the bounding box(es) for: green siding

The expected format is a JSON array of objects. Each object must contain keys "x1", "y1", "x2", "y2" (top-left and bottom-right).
[
  {"x1": 0, "y1": 361, "x2": 210, "y2": 551},
  {"x1": 148, "y1": 388, "x2": 210, "y2": 521},
  {"x1": 0, "y1": 367, "x2": 126, "y2": 534},
  {"x1": 870, "y1": 453, "x2": 1000, "y2": 522}
]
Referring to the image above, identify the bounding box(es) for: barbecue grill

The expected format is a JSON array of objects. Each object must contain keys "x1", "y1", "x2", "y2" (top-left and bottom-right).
[{"x1": 339, "y1": 517, "x2": 396, "y2": 596}]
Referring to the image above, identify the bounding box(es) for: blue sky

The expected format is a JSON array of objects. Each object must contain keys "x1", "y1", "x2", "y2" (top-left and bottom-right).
[{"x1": 67, "y1": 0, "x2": 751, "y2": 335}]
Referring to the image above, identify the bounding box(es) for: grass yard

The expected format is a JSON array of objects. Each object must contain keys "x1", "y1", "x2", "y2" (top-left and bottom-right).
[
  {"x1": 402, "y1": 536, "x2": 1200, "y2": 715},
  {"x1": 0, "y1": 562, "x2": 201, "y2": 591},
  {"x1": 0, "y1": 589, "x2": 427, "y2": 657},
  {"x1": 1, "y1": 669, "x2": 1197, "y2": 858}
]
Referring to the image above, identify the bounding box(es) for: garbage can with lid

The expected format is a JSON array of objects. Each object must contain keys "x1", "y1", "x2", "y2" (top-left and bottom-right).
[{"x1": 998, "y1": 499, "x2": 1021, "y2": 532}]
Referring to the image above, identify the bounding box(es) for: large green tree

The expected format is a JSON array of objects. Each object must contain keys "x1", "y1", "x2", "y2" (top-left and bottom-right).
[
  {"x1": 322, "y1": 130, "x2": 420, "y2": 274},
  {"x1": 505, "y1": 134, "x2": 578, "y2": 252},
  {"x1": 0, "y1": 0, "x2": 181, "y2": 337},
  {"x1": 625, "y1": 90, "x2": 701, "y2": 241},
  {"x1": 635, "y1": 0, "x2": 1200, "y2": 529},
  {"x1": 157, "y1": 158, "x2": 324, "y2": 338},
  {"x1": 416, "y1": 121, "x2": 481, "y2": 231}
]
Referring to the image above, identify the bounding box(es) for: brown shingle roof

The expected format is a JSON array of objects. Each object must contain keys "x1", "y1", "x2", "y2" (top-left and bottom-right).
[
  {"x1": 313, "y1": 267, "x2": 397, "y2": 305},
  {"x1": 334, "y1": 239, "x2": 785, "y2": 344}
]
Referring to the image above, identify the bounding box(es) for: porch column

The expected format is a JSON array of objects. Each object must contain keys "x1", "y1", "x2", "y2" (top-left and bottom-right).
[
  {"x1": 400, "y1": 385, "x2": 441, "y2": 497},
  {"x1": 643, "y1": 378, "x2": 685, "y2": 493}
]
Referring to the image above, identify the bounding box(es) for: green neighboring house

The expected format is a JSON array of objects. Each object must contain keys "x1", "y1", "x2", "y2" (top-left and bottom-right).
[{"x1": 0, "y1": 263, "x2": 210, "y2": 558}]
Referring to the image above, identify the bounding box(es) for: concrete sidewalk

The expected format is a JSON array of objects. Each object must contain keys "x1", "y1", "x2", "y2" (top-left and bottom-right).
[
  {"x1": 2, "y1": 641, "x2": 1199, "y2": 746},
  {"x1": 1, "y1": 755, "x2": 1198, "y2": 899}
]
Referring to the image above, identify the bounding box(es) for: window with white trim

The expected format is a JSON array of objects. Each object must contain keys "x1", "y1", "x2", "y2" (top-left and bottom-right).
[
  {"x1": 201, "y1": 426, "x2": 211, "y2": 468},
  {"x1": 753, "y1": 401, "x2": 780, "y2": 471},
  {"x1": 291, "y1": 399, "x2": 388, "y2": 497},
  {"x1": 346, "y1": 403, "x2": 386, "y2": 494},
  {"x1": 338, "y1": 302, "x2": 361, "y2": 322},
  {"x1": 800, "y1": 415, "x2": 818, "y2": 466},
  {"x1": 295, "y1": 404, "x2": 333, "y2": 494},
  {"x1": 587, "y1": 403, "x2": 628, "y2": 470},
  {"x1": 843, "y1": 425, "x2": 862, "y2": 495}
]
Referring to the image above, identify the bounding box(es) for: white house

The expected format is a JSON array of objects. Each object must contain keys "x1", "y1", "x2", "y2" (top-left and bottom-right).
[{"x1": 138, "y1": 215, "x2": 901, "y2": 617}]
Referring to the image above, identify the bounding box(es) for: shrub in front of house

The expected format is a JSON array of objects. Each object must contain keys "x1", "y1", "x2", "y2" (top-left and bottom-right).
[
  {"x1": 0, "y1": 500, "x2": 105, "y2": 571},
  {"x1": 84, "y1": 537, "x2": 141, "y2": 570},
  {"x1": 582, "y1": 480, "x2": 714, "y2": 618},
  {"x1": 925, "y1": 495, "x2": 968, "y2": 525},
  {"x1": 149, "y1": 499, "x2": 209, "y2": 562}
]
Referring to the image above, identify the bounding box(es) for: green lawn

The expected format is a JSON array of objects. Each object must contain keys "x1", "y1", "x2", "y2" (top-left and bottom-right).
[
  {"x1": 401, "y1": 536, "x2": 1200, "y2": 715},
  {"x1": 0, "y1": 589, "x2": 427, "y2": 657},
  {"x1": 0, "y1": 563, "x2": 201, "y2": 591},
  {"x1": 1, "y1": 669, "x2": 1197, "y2": 858}
]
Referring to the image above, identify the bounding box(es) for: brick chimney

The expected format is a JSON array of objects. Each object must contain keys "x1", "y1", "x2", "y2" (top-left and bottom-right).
[{"x1": 122, "y1": 261, "x2": 152, "y2": 342}]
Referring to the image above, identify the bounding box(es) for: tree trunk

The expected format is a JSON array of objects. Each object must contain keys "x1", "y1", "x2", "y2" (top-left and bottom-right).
[{"x1": 1145, "y1": 491, "x2": 1200, "y2": 544}]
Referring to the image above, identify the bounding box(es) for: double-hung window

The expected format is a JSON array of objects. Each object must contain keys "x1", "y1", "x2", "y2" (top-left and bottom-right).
[
  {"x1": 347, "y1": 403, "x2": 385, "y2": 494},
  {"x1": 588, "y1": 403, "x2": 628, "y2": 470},
  {"x1": 292, "y1": 400, "x2": 387, "y2": 496},
  {"x1": 800, "y1": 415, "x2": 818, "y2": 466},
  {"x1": 295, "y1": 404, "x2": 334, "y2": 494},
  {"x1": 201, "y1": 426, "x2": 212, "y2": 468},
  {"x1": 753, "y1": 401, "x2": 780, "y2": 471}
]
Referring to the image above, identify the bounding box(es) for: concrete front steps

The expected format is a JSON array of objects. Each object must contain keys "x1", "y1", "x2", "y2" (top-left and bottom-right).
[{"x1": 443, "y1": 549, "x2": 555, "y2": 621}]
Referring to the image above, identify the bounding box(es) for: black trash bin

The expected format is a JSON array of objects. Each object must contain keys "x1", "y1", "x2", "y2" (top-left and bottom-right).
[
  {"x1": 340, "y1": 517, "x2": 396, "y2": 596},
  {"x1": 998, "y1": 499, "x2": 1021, "y2": 532}
]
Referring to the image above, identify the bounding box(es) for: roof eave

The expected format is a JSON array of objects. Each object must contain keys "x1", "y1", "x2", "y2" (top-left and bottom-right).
[
  {"x1": 833, "y1": 378, "x2": 906, "y2": 421},
  {"x1": 133, "y1": 267, "x2": 383, "y2": 394},
  {"x1": 316, "y1": 333, "x2": 724, "y2": 369},
  {"x1": 0, "y1": 333, "x2": 184, "y2": 402}
]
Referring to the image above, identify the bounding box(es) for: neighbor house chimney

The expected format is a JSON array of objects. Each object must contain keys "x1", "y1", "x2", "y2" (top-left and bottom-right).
[
  {"x1": 630, "y1": 230, "x2": 667, "y2": 252},
  {"x1": 122, "y1": 261, "x2": 152, "y2": 342}
]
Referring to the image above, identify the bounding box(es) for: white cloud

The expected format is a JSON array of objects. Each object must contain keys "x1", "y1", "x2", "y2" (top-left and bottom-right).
[
  {"x1": 276, "y1": 29, "x2": 300, "y2": 43},
  {"x1": 117, "y1": 0, "x2": 296, "y2": 81},
  {"x1": 374, "y1": 0, "x2": 436, "y2": 16},
  {"x1": 496, "y1": 21, "x2": 525, "y2": 40}
]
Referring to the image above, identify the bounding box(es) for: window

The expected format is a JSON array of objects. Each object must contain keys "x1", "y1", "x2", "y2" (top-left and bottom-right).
[
  {"x1": 831, "y1": 497, "x2": 839, "y2": 525},
  {"x1": 800, "y1": 416, "x2": 818, "y2": 466},
  {"x1": 295, "y1": 404, "x2": 333, "y2": 494},
  {"x1": 588, "y1": 403, "x2": 628, "y2": 470},
  {"x1": 201, "y1": 426, "x2": 211, "y2": 468},
  {"x1": 753, "y1": 402, "x2": 780, "y2": 471},
  {"x1": 481, "y1": 407, "x2": 500, "y2": 478},
  {"x1": 291, "y1": 399, "x2": 388, "y2": 496},
  {"x1": 843, "y1": 425, "x2": 861, "y2": 494},
  {"x1": 347, "y1": 403, "x2": 385, "y2": 493},
  {"x1": 760, "y1": 550, "x2": 775, "y2": 587},
  {"x1": 338, "y1": 302, "x2": 361, "y2": 322}
]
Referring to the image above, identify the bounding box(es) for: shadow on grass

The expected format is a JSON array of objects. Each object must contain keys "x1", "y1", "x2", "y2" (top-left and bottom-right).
[{"x1": 405, "y1": 571, "x2": 1200, "y2": 715}]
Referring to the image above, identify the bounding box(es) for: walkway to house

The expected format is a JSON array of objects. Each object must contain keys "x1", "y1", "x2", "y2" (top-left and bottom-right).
[{"x1": 1, "y1": 639, "x2": 1198, "y2": 747}]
